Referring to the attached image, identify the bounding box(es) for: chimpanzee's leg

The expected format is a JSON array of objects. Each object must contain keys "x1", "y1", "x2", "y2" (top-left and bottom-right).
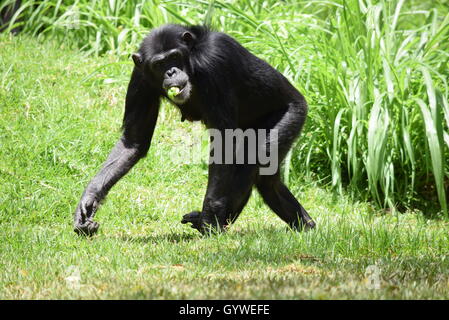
[
  {"x1": 181, "y1": 163, "x2": 258, "y2": 233},
  {"x1": 255, "y1": 97, "x2": 315, "y2": 230},
  {"x1": 256, "y1": 173, "x2": 315, "y2": 230},
  {"x1": 182, "y1": 95, "x2": 313, "y2": 234},
  {"x1": 226, "y1": 188, "x2": 253, "y2": 225}
]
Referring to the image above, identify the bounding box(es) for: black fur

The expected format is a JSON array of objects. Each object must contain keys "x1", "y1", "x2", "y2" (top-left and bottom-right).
[{"x1": 73, "y1": 24, "x2": 315, "y2": 236}]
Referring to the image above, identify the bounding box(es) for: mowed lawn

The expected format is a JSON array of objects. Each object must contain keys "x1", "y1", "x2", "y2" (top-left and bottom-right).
[{"x1": 1, "y1": 35, "x2": 449, "y2": 299}]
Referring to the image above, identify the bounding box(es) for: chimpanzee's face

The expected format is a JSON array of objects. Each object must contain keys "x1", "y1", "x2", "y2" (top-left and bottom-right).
[{"x1": 132, "y1": 25, "x2": 195, "y2": 105}]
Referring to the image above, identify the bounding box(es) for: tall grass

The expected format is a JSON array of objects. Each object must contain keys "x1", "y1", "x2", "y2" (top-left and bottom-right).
[
  {"x1": 1, "y1": 0, "x2": 448, "y2": 215},
  {"x1": 297, "y1": 0, "x2": 449, "y2": 215}
]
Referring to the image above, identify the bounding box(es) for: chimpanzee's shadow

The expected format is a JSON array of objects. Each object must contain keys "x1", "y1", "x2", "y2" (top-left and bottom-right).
[
  {"x1": 117, "y1": 224, "x2": 305, "y2": 243},
  {"x1": 118, "y1": 232, "x2": 198, "y2": 244}
]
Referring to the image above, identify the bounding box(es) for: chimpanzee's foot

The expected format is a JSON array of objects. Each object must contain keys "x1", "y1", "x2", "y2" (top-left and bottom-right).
[
  {"x1": 181, "y1": 211, "x2": 225, "y2": 235},
  {"x1": 301, "y1": 217, "x2": 316, "y2": 231},
  {"x1": 181, "y1": 211, "x2": 202, "y2": 229},
  {"x1": 291, "y1": 216, "x2": 316, "y2": 232},
  {"x1": 74, "y1": 219, "x2": 100, "y2": 236}
]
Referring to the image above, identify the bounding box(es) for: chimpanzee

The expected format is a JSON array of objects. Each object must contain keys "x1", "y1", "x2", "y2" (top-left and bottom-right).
[{"x1": 73, "y1": 24, "x2": 315, "y2": 236}]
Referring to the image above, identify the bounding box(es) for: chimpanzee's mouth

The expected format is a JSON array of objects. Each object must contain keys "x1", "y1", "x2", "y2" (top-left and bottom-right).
[
  {"x1": 175, "y1": 84, "x2": 186, "y2": 94},
  {"x1": 168, "y1": 82, "x2": 191, "y2": 105},
  {"x1": 166, "y1": 82, "x2": 185, "y2": 95}
]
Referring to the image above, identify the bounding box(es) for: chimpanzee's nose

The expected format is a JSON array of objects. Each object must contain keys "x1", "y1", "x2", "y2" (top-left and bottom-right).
[{"x1": 166, "y1": 68, "x2": 177, "y2": 78}]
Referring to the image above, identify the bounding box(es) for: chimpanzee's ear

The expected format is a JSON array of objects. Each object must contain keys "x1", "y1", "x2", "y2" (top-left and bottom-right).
[
  {"x1": 181, "y1": 31, "x2": 195, "y2": 46},
  {"x1": 132, "y1": 52, "x2": 143, "y2": 67}
]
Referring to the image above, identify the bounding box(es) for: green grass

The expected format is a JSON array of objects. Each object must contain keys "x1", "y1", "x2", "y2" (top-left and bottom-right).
[
  {"x1": 1, "y1": 35, "x2": 449, "y2": 299},
  {"x1": 2, "y1": 0, "x2": 448, "y2": 216}
]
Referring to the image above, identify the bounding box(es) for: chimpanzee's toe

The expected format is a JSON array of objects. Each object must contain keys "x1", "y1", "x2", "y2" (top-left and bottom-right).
[
  {"x1": 181, "y1": 211, "x2": 202, "y2": 225},
  {"x1": 181, "y1": 211, "x2": 207, "y2": 233},
  {"x1": 298, "y1": 217, "x2": 316, "y2": 232}
]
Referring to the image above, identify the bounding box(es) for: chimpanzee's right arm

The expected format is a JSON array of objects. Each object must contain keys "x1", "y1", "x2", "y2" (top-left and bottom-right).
[{"x1": 73, "y1": 67, "x2": 160, "y2": 236}]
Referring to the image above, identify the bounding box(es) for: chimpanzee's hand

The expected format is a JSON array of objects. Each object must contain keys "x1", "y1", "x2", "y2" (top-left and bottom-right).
[{"x1": 73, "y1": 190, "x2": 100, "y2": 236}]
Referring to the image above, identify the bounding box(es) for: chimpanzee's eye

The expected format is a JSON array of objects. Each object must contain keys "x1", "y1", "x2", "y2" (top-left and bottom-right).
[
  {"x1": 169, "y1": 51, "x2": 182, "y2": 63},
  {"x1": 152, "y1": 59, "x2": 163, "y2": 70}
]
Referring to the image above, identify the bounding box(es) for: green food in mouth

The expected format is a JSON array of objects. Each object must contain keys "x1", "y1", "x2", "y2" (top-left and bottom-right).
[{"x1": 167, "y1": 87, "x2": 180, "y2": 100}]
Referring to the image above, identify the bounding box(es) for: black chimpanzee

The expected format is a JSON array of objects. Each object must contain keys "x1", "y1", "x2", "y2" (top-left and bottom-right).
[{"x1": 73, "y1": 24, "x2": 316, "y2": 236}]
